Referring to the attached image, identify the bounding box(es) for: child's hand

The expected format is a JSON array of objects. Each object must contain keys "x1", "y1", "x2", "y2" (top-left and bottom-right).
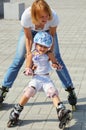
[
  {"x1": 52, "y1": 62, "x2": 63, "y2": 70},
  {"x1": 23, "y1": 68, "x2": 33, "y2": 76}
]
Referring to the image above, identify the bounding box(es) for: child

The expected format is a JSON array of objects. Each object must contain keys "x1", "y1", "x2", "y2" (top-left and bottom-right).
[{"x1": 7, "y1": 32, "x2": 71, "y2": 128}]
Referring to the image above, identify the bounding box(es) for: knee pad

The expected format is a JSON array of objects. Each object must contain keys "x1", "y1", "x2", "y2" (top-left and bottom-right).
[
  {"x1": 24, "y1": 86, "x2": 36, "y2": 98},
  {"x1": 47, "y1": 87, "x2": 58, "y2": 98}
]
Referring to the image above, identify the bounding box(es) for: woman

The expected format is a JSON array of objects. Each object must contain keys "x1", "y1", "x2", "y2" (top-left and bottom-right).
[{"x1": 0, "y1": 0, "x2": 77, "y2": 108}]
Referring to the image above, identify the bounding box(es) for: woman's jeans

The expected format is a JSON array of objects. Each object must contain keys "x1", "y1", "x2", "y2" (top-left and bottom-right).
[{"x1": 2, "y1": 30, "x2": 73, "y2": 89}]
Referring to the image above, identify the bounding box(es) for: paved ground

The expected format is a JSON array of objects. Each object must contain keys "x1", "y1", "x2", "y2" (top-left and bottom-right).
[{"x1": 0, "y1": 0, "x2": 86, "y2": 130}]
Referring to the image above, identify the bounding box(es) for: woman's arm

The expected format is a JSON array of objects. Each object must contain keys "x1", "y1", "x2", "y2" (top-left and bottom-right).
[
  {"x1": 48, "y1": 52, "x2": 62, "y2": 70},
  {"x1": 24, "y1": 27, "x2": 33, "y2": 55},
  {"x1": 49, "y1": 26, "x2": 57, "y2": 51},
  {"x1": 48, "y1": 27, "x2": 62, "y2": 69},
  {"x1": 23, "y1": 27, "x2": 34, "y2": 76},
  {"x1": 24, "y1": 53, "x2": 33, "y2": 76},
  {"x1": 25, "y1": 53, "x2": 33, "y2": 68},
  {"x1": 47, "y1": 51, "x2": 57, "y2": 64},
  {"x1": 24, "y1": 27, "x2": 33, "y2": 67}
]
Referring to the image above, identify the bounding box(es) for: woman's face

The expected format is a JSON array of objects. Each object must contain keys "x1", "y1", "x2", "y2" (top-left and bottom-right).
[{"x1": 37, "y1": 11, "x2": 49, "y2": 25}]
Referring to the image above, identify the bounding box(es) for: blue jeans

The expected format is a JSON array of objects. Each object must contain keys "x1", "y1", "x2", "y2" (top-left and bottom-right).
[
  {"x1": 53, "y1": 33, "x2": 73, "y2": 88},
  {"x1": 2, "y1": 30, "x2": 73, "y2": 89}
]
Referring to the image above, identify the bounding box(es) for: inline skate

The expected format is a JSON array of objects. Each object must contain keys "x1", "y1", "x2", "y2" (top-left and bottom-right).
[
  {"x1": 0, "y1": 87, "x2": 9, "y2": 105},
  {"x1": 57, "y1": 102, "x2": 72, "y2": 129},
  {"x1": 66, "y1": 87, "x2": 77, "y2": 111},
  {"x1": 7, "y1": 104, "x2": 23, "y2": 127}
]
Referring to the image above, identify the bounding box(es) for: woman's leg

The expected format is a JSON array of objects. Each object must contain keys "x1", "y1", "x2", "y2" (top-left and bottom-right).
[
  {"x1": 1, "y1": 30, "x2": 37, "y2": 89},
  {"x1": 0, "y1": 29, "x2": 26, "y2": 103},
  {"x1": 2, "y1": 29, "x2": 26, "y2": 88},
  {"x1": 0, "y1": 30, "x2": 37, "y2": 103},
  {"x1": 53, "y1": 33, "x2": 73, "y2": 89},
  {"x1": 53, "y1": 33, "x2": 77, "y2": 106}
]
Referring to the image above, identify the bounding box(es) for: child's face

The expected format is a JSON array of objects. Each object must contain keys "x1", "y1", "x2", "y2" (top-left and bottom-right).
[{"x1": 36, "y1": 44, "x2": 48, "y2": 54}]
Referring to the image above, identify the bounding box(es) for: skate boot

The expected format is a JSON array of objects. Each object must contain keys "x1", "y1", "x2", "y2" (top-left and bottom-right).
[
  {"x1": 56, "y1": 102, "x2": 72, "y2": 129},
  {"x1": 7, "y1": 104, "x2": 23, "y2": 127},
  {"x1": 0, "y1": 87, "x2": 9, "y2": 103},
  {"x1": 66, "y1": 87, "x2": 77, "y2": 111}
]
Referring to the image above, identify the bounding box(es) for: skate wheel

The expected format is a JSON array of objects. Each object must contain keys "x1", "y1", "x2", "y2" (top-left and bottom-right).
[
  {"x1": 7, "y1": 120, "x2": 12, "y2": 127},
  {"x1": 7, "y1": 119, "x2": 18, "y2": 127},
  {"x1": 59, "y1": 122, "x2": 65, "y2": 129}
]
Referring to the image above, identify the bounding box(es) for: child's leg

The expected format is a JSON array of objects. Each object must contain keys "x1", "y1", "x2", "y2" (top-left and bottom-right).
[
  {"x1": 8, "y1": 86, "x2": 36, "y2": 124},
  {"x1": 52, "y1": 95, "x2": 71, "y2": 122},
  {"x1": 43, "y1": 81, "x2": 71, "y2": 122},
  {"x1": 19, "y1": 86, "x2": 36, "y2": 106},
  {"x1": 52, "y1": 95, "x2": 61, "y2": 107}
]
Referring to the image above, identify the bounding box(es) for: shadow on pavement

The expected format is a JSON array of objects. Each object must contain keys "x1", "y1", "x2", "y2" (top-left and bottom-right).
[
  {"x1": 0, "y1": 103, "x2": 14, "y2": 111},
  {"x1": 26, "y1": 101, "x2": 52, "y2": 106},
  {"x1": 18, "y1": 118, "x2": 58, "y2": 126}
]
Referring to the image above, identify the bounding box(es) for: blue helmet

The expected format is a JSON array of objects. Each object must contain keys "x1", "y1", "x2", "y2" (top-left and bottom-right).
[{"x1": 34, "y1": 31, "x2": 52, "y2": 48}]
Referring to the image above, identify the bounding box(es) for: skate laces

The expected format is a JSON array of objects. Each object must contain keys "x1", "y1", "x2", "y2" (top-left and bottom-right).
[
  {"x1": 12, "y1": 104, "x2": 23, "y2": 116},
  {"x1": 11, "y1": 110, "x2": 19, "y2": 119},
  {"x1": 57, "y1": 102, "x2": 65, "y2": 110},
  {"x1": 58, "y1": 108, "x2": 66, "y2": 121},
  {"x1": 15, "y1": 104, "x2": 23, "y2": 112},
  {"x1": 57, "y1": 102, "x2": 66, "y2": 121}
]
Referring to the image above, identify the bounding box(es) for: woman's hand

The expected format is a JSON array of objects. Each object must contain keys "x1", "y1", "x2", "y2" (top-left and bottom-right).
[{"x1": 52, "y1": 62, "x2": 63, "y2": 70}]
